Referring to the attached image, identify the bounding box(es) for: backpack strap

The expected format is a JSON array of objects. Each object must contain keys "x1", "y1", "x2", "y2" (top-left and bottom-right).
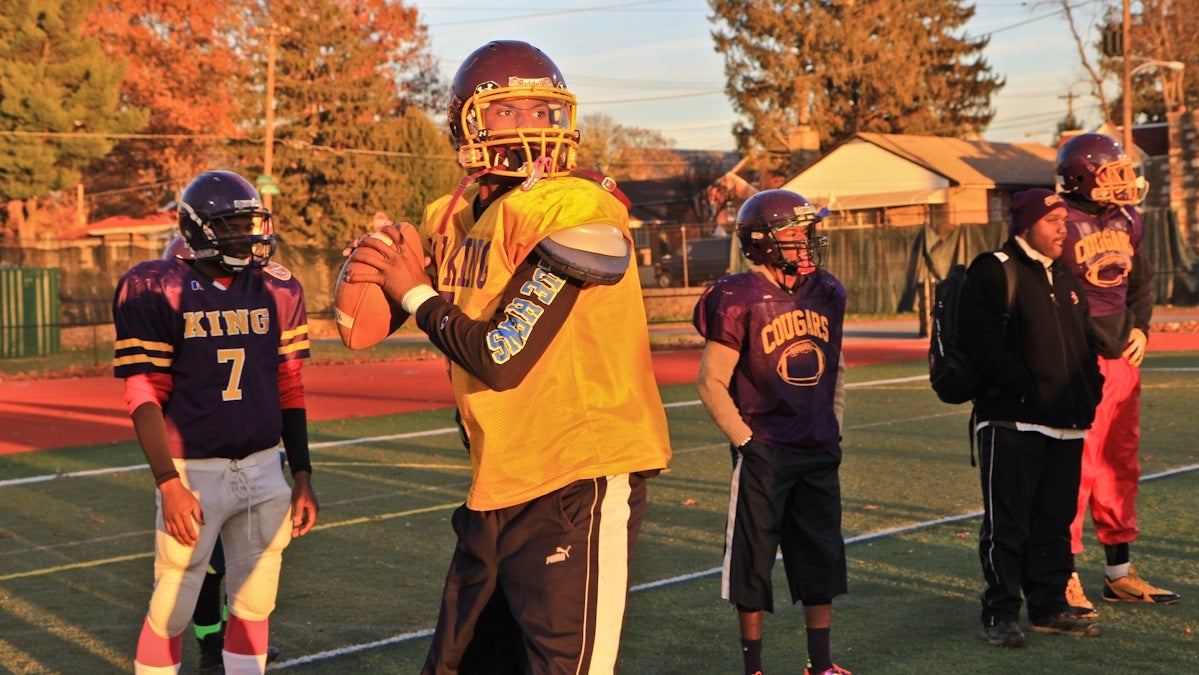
[
  {"x1": 992, "y1": 251, "x2": 1018, "y2": 314},
  {"x1": 970, "y1": 251, "x2": 1019, "y2": 467}
]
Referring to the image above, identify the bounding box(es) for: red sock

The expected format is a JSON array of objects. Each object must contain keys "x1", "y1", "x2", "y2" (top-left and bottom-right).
[
  {"x1": 224, "y1": 614, "x2": 269, "y2": 656},
  {"x1": 135, "y1": 617, "x2": 182, "y2": 667}
]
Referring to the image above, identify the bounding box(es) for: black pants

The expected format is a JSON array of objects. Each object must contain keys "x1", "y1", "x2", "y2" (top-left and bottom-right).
[{"x1": 977, "y1": 425, "x2": 1082, "y2": 625}]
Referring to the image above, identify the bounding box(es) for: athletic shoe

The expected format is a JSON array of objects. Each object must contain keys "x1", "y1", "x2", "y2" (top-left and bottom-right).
[
  {"x1": 1102, "y1": 566, "x2": 1180, "y2": 604},
  {"x1": 1030, "y1": 611, "x2": 1101, "y2": 637},
  {"x1": 267, "y1": 645, "x2": 280, "y2": 664},
  {"x1": 1066, "y1": 571, "x2": 1099, "y2": 618},
  {"x1": 804, "y1": 665, "x2": 852, "y2": 675},
  {"x1": 981, "y1": 620, "x2": 1026, "y2": 648},
  {"x1": 197, "y1": 632, "x2": 223, "y2": 674}
]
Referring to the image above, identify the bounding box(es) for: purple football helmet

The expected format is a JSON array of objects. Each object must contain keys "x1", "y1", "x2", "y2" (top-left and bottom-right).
[
  {"x1": 1056, "y1": 133, "x2": 1144, "y2": 206},
  {"x1": 177, "y1": 170, "x2": 275, "y2": 271},
  {"x1": 447, "y1": 40, "x2": 579, "y2": 179},
  {"x1": 736, "y1": 189, "x2": 829, "y2": 275}
]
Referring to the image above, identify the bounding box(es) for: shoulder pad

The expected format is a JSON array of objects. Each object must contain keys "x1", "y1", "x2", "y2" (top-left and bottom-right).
[{"x1": 535, "y1": 224, "x2": 631, "y2": 286}]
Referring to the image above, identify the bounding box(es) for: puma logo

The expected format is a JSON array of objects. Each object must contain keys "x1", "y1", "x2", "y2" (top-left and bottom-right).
[{"x1": 545, "y1": 545, "x2": 571, "y2": 565}]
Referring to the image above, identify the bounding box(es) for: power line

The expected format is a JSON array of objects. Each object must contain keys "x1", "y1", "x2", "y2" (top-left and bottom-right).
[
  {"x1": 0, "y1": 131, "x2": 238, "y2": 141},
  {"x1": 0, "y1": 130, "x2": 459, "y2": 161}
]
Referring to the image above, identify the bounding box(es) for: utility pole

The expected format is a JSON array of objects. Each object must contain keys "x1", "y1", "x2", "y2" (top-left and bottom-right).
[
  {"x1": 263, "y1": 26, "x2": 282, "y2": 210},
  {"x1": 1059, "y1": 90, "x2": 1077, "y2": 118},
  {"x1": 255, "y1": 24, "x2": 288, "y2": 209},
  {"x1": 1121, "y1": 0, "x2": 1134, "y2": 158}
]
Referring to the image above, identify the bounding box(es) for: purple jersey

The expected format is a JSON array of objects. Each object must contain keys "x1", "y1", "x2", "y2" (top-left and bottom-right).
[
  {"x1": 112, "y1": 259, "x2": 310, "y2": 460},
  {"x1": 1060, "y1": 203, "x2": 1143, "y2": 319},
  {"x1": 693, "y1": 269, "x2": 846, "y2": 451}
]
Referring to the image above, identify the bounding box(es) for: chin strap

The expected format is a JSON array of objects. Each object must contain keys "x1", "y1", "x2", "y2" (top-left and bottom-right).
[
  {"x1": 775, "y1": 266, "x2": 812, "y2": 295},
  {"x1": 436, "y1": 165, "x2": 500, "y2": 239}
]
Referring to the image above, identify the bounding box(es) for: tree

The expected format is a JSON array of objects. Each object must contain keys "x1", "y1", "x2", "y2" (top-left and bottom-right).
[
  {"x1": 0, "y1": 0, "x2": 147, "y2": 237},
  {"x1": 1097, "y1": 0, "x2": 1198, "y2": 125},
  {"x1": 82, "y1": 0, "x2": 253, "y2": 218},
  {"x1": 576, "y1": 113, "x2": 684, "y2": 180},
  {"x1": 250, "y1": 0, "x2": 456, "y2": 248},
  {"x1": 710, "y1": 0, "x2": 1003, "y2": 173},
  {"x1": 1059, "y1": 1, "x2": 1115, "y2": 130}
]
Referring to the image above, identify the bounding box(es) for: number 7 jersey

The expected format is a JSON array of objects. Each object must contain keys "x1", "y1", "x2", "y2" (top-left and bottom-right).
[{"x1": 112, "y1": 258, "x2": 310, "y2": 460}]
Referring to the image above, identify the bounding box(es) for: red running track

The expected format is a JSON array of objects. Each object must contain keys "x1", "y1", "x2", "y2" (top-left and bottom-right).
[{"x1": 4, "y1": 332, "x2": 1196, "y2": 456}]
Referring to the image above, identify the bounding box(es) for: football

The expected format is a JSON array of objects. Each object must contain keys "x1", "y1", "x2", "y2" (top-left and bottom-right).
[{"x1": 333, "y1": 232, "x2": 411, "y2": 350}]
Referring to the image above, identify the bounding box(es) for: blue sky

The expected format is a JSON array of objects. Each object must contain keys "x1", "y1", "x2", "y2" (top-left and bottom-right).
[{"x1": 419, "y1": 1, "x2": 1111, "y2": 151}]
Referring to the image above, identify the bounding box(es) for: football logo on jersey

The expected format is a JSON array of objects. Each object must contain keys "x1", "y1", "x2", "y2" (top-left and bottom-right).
[
  {"x1": 1073, "y1": 223, "x2": 1134, "y2": 288},
  {"x1": 776, "y1": 339, "x2": 825, "y2": 387}
]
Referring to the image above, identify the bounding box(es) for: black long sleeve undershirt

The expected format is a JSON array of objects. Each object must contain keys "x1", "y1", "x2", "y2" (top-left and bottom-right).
[{"x1": 413, "y1": 255, "x2": 583, "y2": 392}]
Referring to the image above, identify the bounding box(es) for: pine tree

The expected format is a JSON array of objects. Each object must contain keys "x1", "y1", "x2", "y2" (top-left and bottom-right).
[
  {"x1": 0, "y1": 0, "x2": 147, "y2": 235},
  {"x1": 710, "y1": 0, "x2": 1003, "y2": 171}
]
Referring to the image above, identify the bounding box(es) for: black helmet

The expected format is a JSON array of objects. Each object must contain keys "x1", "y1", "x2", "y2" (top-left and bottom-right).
[{"x1": 177, "y1": 170, "x2": 275, "y2": 270}]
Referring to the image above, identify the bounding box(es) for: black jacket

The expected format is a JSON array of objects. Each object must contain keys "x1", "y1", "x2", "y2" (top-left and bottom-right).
[{"x1": 959, "y1": 238, "x2": 1103, "y2": 429}]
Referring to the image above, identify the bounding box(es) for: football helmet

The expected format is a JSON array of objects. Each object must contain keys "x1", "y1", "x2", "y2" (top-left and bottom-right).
[
  {"x1": 448, "y1": 40, "x2": 579, "y2": 179},
  {"x1": 177, "y1": 170, "x2": 275, "y2": 271},
  {"x1": 736, "y1": 190, "x2": 829, "y2": 275},
  {"x1": 162, "y1": 235, "x2": 195, "y2": 260},
  {"x1": 1056, "y1": 133, "x2": 1145, "y2": 206}
]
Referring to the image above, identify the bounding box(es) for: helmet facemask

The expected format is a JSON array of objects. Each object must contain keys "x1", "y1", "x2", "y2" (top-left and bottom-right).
[
  {"x1": 181, "y1": 204, "x2": 276, "y2": 272},
  {"x1": 1088, "y1": 155, "x2": 1145, "y2": 206},
  {"x1": 740, "y1": 201, "x2": 830, "y2": 276},
  {"x1": 456, "y1": 84, "x2": 579, "y2": 179},
  {"x1": 772, "y1": 219, "x2": 829, "y2": 276}
]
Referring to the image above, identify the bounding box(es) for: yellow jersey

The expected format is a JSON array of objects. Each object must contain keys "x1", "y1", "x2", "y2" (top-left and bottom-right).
[{"x1": 419, "y1": 176, "x2": 672, "y2": 510}]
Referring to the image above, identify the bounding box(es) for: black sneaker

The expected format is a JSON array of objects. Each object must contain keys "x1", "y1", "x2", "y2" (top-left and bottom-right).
[
  {"x1": 981, "y1": 620, "x2": 1025, "y2": 648},
  {"x1": 267, "y1": 645, "x2": 280, "y2": 664},
  {"x1": 1030, "y1": 611, "x2": 1101, "y2": 637},
  {"x1": 197, "y1": 632, "x2": 224, "y2": 674}
]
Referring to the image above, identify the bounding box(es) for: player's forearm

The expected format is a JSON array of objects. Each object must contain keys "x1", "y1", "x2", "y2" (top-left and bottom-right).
[
  {"x1": 833, "y1": 352, "x2": 846, "y2": 431},
  {"x1": 1126, "y1": 258, "x2": 1155, "y2": 332},
  {"x1": 697, "y1": 344, "x2": 752, "y2": 446},
  {"x1": 130, "y1": 402, "x2": 178, "y2": 486},
  {"x1": 412, "y1": 257, "x2": 580, "y2": 391},
  {"x1": 698, "y1": 383, "x2": 753, "y2": 447},
  {"x1": 280, "y1": 407, "x2": 312, "y2": 475}
]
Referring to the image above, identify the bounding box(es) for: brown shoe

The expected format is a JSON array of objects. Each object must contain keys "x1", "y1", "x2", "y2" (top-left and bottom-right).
[
  {"x1": 1066, "y1": 571, "x2": 1099, "y2": 618},
  {"x1": 1030, "y1": 611, "x2": 1101, "y2": 637}
]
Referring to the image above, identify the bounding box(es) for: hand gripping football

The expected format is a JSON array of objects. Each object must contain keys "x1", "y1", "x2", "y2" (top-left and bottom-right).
[{"x1": 334, "y1": 231, "x2": 412, "y2": 350}]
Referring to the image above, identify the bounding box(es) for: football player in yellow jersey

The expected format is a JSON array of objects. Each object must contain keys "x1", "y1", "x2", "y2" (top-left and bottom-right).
[{"x1": 343, "y1": 40, "x2": 672, "y2": 674}]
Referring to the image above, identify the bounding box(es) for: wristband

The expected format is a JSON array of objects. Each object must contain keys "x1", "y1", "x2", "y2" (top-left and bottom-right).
[
  {"x1": 401, "y1": 285, "x2": 438, "y2": 314},
  {"x1": 154, "y1": 470, "x2": 180, "y2": 486}
]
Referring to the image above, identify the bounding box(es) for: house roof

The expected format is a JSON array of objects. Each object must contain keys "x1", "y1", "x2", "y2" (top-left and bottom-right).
[
  {"x1": 780, "y1": 132, "x2": 1060, "y2": 209},
  {"x1": 60, "y1": 212, "x2": 176, "y2": 241},
  {"x1": 849, "y1": 132, "x2": 1058, "y2": 187}
]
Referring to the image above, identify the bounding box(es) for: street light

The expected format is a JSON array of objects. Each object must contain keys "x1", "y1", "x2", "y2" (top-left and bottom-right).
[
  {"x1": 1121, "y1": 58, "x2": 1187, "y2": 158},
  {"x1": 1130, "y1": 59, "x2": 1185, "y2": 79}
]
